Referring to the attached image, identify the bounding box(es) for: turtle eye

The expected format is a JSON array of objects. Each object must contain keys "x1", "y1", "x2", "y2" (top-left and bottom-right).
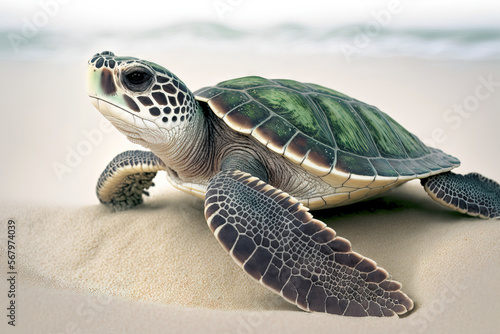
[
  {"x1": 122, "y1": 67, "x2": 154, "y2": 92},
  {"x1": 127, "y1": 72, "x2": 149, "y2": 84}
]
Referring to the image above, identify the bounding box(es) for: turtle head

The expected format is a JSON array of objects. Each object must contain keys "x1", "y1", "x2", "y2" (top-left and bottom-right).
[{"x1": 87, "y1": 51, "x2": 198, "y2": 147}]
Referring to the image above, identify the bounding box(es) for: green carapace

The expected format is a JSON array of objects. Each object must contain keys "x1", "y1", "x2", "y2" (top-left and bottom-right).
[{"x1": 86, "y1": 51, "x2": 500, "y2": 317}]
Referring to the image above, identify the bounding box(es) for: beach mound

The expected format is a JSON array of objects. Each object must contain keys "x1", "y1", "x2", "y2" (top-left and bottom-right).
[{"x1": 2, "y1": 180, "x2": 499, "y2": 333}]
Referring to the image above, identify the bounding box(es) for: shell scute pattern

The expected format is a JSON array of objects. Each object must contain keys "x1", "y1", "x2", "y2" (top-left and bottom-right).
[
  {"x1": 351, "y1": 103, "x2": 407, "y2": 159},
  {"x1": 224, "y1": 101, "x2": 271, "y2": 134},
  {"x1": 248, "y1": 87, "x2": 332, "y2": 146},
  {"x1": 273, "y1": 79, "x2": 312, "y2": 92},
  {"x1": 209, "y1": 91, "x2": 251, "y2": 118},
  {"x1": 305, "y1": 83, "x2": 353, "y2": 100},
  {"x1": 310, "y1": 95, "x2": 377, "y2": 156},
  {"x1": 217, "y1": 76, "x2": 275, "y2": 89},
  {"x1": 194, "y1": 76, "x2": 460, "y2": 182},
  {"x1": 253, "y1": 116, "x2": 296, "y2": 154}
]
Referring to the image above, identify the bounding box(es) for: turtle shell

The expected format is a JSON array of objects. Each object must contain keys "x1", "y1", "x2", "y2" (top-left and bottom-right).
[{"x1": 195, "y1": 76, "x2": 460, "y2": 188}]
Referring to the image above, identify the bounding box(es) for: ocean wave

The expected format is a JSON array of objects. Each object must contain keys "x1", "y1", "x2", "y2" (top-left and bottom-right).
[{"x1": 1, "y1": 22, "x2": 499, "y2": 61}]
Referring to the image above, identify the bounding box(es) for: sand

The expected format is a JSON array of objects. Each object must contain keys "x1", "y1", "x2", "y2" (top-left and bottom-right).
[{"x1": 1, "y1": 50, "x2": 499, "y2": 333}]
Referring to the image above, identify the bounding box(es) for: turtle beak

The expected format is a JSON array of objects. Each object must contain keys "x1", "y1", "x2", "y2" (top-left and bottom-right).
[{"x1": 90, "y1": 97, "x2": 100, "y2": 109}]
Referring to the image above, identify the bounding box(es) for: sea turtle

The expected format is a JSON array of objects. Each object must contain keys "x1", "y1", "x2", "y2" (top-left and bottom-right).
[{"x1": 86, "y1": 51, "x2": 500, "y2": 317}]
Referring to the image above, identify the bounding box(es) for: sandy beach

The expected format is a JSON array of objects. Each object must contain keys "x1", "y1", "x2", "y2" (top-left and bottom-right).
[{"x1": 1, "y1": 50, "x2": 499, "y2": 333}]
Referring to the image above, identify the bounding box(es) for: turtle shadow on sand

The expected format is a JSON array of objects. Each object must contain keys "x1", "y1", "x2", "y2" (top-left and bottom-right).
[{"x1": 314, "y1": 182, "x2": 465, "y2": 223}]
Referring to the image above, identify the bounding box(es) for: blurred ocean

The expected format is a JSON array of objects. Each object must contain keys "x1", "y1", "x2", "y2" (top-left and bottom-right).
[
  {"x1": 1, "y1": 21, "x2": 500, "y2": 62},
  {"x1": 1, "y1": 0, "x2": 500, "y2": 62}
]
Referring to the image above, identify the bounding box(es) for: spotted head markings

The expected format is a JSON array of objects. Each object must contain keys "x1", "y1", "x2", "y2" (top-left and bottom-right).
[{"x1": 87, "y1": 51, "x2": 196, "y2": 129}]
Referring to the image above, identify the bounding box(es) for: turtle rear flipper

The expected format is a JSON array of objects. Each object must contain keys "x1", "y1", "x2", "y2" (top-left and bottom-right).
[
  {"x1": 205, "y1": 170, "x2": 414, "y2": 316},
  {"x1": 422, "y1": 172, "x2": 500, "y2": 219},
  {"x1": 97, "y1": 150, "x2": 165, "y2": 211}
]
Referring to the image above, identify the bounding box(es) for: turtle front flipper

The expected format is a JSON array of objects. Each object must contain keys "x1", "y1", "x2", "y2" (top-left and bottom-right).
[
  {"x1": 205, "y1": 169, "x2": 414, "y2": 316},
  {"x1": 97, "y1": 150, "x2": 166, "y2": 211},
  {"x1": 422, "y1": 172, "x2": 500, "y2": 219}
]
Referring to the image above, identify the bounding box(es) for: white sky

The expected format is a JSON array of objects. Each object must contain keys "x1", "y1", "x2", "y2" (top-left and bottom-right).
[{"x1": 1, "y1": 0, "x2": 500, "y2": 31}]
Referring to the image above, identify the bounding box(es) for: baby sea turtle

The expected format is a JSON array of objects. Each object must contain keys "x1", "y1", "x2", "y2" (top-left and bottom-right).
[{"x1": 86, "y1": 51, "x2": 500, "y2": 317}]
